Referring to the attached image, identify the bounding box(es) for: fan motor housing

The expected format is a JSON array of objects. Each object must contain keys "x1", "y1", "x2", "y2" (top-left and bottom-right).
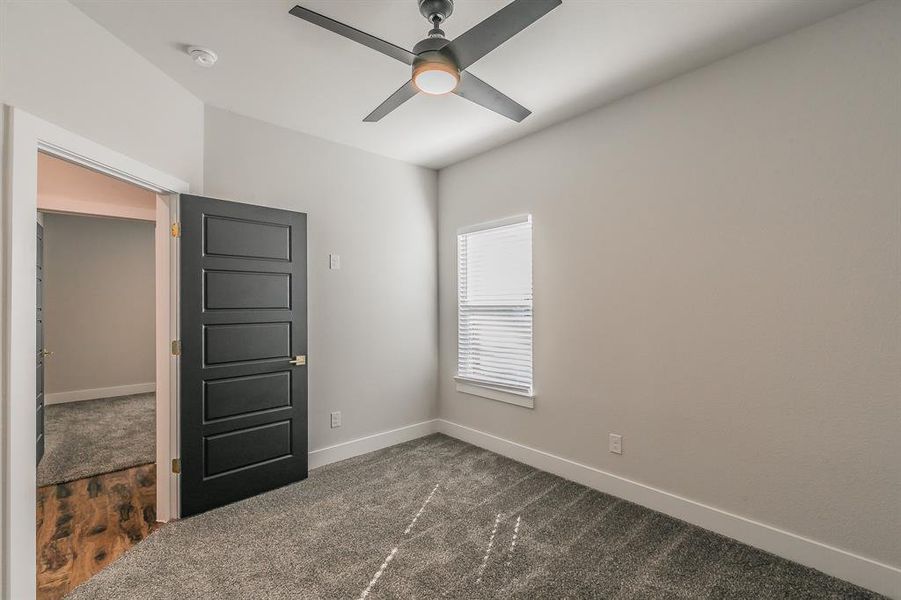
[
  {"x1": 412, "y1": 36, "x2": 450, "y2": 55},
  {"x1": 419, "y1": 0, "x2": 454, "y2": 24}
]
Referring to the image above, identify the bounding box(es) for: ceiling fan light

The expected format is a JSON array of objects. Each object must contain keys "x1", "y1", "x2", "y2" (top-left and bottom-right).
[
  {"x1": 412, "y1": 52, "x2": 459, "y2": 95},
  {"x1": 414, "y1": 67, "x2": 459, "y2": 95}
]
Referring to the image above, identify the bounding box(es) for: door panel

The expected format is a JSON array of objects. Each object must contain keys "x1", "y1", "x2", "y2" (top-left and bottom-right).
[
  {"x1": 36, "y1": 222, "x2": 45, "y2": 465},
  {"x1": 180, "y1": 195, "x2": 307, "y2": 517},
  {"x1": 204, "y1": 420, "x2": 292, "y2": 477},
  {"x1": 204, "y1": 322, "x2": 292, "y2": 365},
  {"x1": 204, "y1": 271, "x2": 291, "y2": 310},
  {"x1": 204, "y1": 372, "x2": 292, "y2": 421},
  {"x1": 204, "y1": 216, "x2": 290, "y2": 260}
]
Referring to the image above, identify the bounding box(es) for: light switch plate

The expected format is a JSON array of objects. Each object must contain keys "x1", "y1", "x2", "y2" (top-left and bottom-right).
[
  {"x1": 329, "y1": 254, "x2": 341, "y2": 270},
  {"x1": 330, "y1": 411, "x2": 342, "y2": 428}
]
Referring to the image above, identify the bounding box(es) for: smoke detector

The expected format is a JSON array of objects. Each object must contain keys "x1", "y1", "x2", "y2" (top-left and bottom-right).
[{"x1": 187, "y1": 46, "x2": 218, "y2": 68}]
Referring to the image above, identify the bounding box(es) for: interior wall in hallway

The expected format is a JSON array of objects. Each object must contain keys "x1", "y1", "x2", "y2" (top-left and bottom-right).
[
  {"x1": 37, "y1": 153, "x2": 157, "y2": 220},
  {"x1": 42, "y1": 213, "x2": 155, "y2": 400}
]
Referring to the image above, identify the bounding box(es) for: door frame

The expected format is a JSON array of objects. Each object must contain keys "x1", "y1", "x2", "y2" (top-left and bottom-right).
[{"x1": 2, "y1": 106, "x2": 189, "y2": 599}]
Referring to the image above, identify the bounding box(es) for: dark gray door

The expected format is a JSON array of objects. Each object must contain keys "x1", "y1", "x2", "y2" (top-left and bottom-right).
[
  {"x1": 37, "y1": 222, "x2": 45, "y2": 465},
  {"x1": 179, "y1": 195, "x2": 308, "y2": 517}
]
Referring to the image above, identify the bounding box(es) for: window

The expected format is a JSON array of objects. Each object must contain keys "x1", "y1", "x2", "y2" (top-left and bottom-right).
[{"x1": 456, "y1": 215, "x2": 533, "y2": 407}]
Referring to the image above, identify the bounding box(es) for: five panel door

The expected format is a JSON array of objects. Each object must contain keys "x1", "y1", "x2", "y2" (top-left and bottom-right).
[{"x1": 179, "y1": 195, "x2": 308, "y2": 517}]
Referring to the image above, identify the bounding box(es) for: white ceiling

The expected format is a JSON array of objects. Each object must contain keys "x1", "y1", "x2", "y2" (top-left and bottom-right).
[{"x1": 73, "y1": 0, "x2": 865, "y2": 169}]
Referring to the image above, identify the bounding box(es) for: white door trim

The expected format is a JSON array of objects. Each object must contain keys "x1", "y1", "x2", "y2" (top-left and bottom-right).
[{"x1": 1, "y1": 106, "x2": 189, "y2": 600}]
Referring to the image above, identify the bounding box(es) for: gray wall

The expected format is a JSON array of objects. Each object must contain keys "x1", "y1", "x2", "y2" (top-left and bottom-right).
[
  {"x1": 42, "y1": 213, "x2": 155, "y2": 397},
  {"x1": 0, "y1": 0, "x2": 203, "y2": 191},
  {"x1": 203, "y1": 106, "x2": 439, "y2": 453},
  {"x1": 438, "y1": 0, "x2": 900, "y2": 569}
]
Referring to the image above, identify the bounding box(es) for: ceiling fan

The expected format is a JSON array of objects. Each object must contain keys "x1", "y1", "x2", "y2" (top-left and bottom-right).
[{"x1": 289, "y1": 0, "x2": 562, "y2": 122}]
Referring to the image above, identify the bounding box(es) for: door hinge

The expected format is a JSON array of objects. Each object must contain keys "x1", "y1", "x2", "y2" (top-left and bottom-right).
[
  {"x1": 171, "y1": 458, "x2": 181, "y2": 474},
  {"x1": 171, "y1": 340, "x2": 181, "y2": 356},
  {"x1": 170, "y1": 222, "x2": 181, "y2": 237}
]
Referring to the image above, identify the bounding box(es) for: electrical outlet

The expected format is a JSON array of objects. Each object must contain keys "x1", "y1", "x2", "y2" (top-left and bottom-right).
[
  {"x1": 330, "y1": 411, "x2": 342, "y2": 428},
  {"x1": 609, "y1": 433, "x2": 623, "y2": 455},
  {"x1": 329, "y1": 254, "x2": 341, "y2": 270}
]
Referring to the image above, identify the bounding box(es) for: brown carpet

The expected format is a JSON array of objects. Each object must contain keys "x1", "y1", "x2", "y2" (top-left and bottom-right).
[{"x1": 66, "y1": 434, "x2": 884, "y2": 599}]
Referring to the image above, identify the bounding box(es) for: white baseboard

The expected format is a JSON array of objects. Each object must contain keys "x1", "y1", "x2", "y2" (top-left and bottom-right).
[
  {"x1": 438, "y1": 419, "x2": 900, "y2": 599},
  {"x1": 45, "y1": 382, "x2": 156, "y2": 405},
  {"x1": 308, "y1": 419, "x2": 439, "y2": 470}
]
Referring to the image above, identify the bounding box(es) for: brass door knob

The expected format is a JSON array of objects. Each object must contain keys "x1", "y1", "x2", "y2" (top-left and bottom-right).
[
  {"x1": 41, "y1": 349, "x2": 53, "y2": 358},
  {"x1": 289, "y1": 355, "x2": 306, "y2": 366}
]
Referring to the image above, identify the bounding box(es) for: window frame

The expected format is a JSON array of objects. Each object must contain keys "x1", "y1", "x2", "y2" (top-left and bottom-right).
[{"x1": 455, "y1": 214, "x2": 535, "y2": 409}]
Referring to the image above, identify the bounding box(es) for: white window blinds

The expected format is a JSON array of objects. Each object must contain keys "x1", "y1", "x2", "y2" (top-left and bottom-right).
[{"x1": 457, "y1": 215, "x2": 533, "y2": 396}]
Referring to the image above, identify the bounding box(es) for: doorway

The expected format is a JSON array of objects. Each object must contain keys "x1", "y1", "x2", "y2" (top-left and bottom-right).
[
  {"x1": 35, "y1": 154, "x2": 160, "y2": 598},
  {"x1": 2, "y1": 107, "x2": 188, "y2": 600},
  {"x1": 4, "y1": 109, "x2": 310, "y2": 599}
]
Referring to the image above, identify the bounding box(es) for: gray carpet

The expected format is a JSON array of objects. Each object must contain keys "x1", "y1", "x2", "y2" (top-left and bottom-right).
[
  {"x1": 37, "y1": 393, "x2": 156, "y2": 487},
  {"x1": 67, "y1": 434, "x2": 883, "y2": 599}
]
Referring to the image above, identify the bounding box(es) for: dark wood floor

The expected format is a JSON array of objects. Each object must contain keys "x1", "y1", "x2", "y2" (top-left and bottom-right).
[{"x1": 36, "y1": 464, "x2": 159, "y2": 600}]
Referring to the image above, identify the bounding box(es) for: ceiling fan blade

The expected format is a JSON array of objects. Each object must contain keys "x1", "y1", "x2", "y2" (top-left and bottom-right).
[
  {"x1": 289, "y1": 5, "x2": 416, "y2": 65},
  {"x1": 454, "y1": 71, "x2": 531, "y2": 122},
  {"x1": 444, "y1": 0, "x2": 562, "y2": 70},
  {"x1": 363, "y1": 80, "x2": 419, "y2": 122}
]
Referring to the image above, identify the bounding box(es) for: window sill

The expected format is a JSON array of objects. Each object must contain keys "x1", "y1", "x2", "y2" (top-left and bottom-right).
[{"x1": 454, "y1": 379, "x2": 535, "y2": 409}]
